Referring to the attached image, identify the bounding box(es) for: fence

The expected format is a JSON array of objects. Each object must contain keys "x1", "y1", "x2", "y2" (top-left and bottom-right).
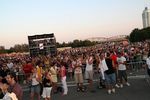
[
  {"x1": 16, "y1": 60, "x2": 150, "y2": 85},
  {"x1": 126, "y1": 60, "x2": 150, "y2": 86},
  {"x1": 126, "y1": 60, "x2": 146, "y2": 72}
]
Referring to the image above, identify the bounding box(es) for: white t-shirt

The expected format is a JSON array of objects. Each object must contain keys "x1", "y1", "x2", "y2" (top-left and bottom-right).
[
  {"x1": 7, "y1": 62, "x2": 13, "y2": 69},
  {"x1": 99, "y1": 59, "x2": 108, "y2": 80},
  {"x1": 117, "y1": 56, "x2": 126, "y2": 70},
  {"x1": 32, "y1": 73, "x2": 39, "y2": 86},
  {"x1": 85, "y1": 57, "x2": 93, "y2": 71}
]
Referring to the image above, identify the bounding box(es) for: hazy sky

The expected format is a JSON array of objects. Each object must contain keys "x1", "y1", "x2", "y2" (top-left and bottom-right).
[{"x1": 0, "y1": 0, "x2": 149, "y2": 49}]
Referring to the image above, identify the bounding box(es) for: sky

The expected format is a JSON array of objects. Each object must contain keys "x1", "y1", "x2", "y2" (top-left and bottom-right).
[{"x1": 0, "y1": 0, "x2": 149, "y2": 49}]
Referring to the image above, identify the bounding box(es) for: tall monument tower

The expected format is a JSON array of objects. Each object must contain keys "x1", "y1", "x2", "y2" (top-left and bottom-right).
[{"x1": 142, "y1": 7, "x2": 150, "y2": 28}]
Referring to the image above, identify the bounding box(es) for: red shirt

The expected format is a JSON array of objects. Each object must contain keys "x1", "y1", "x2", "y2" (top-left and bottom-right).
[
  {"x1": 23, "y1": 63, "x2": 33, "y2": 74},
  {"x1": 111, "y1": 54, "x2": 117, "y2": 69}
]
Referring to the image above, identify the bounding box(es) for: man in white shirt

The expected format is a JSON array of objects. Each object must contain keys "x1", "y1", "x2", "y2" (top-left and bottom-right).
[{"x1": 117, "y1": 52, "x2": 130, "y2": 88}]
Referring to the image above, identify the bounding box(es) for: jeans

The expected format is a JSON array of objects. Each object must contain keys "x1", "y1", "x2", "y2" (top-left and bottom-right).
[
  {"x1": 104, "y1": 73, "x2": 116, "y2": 86},
  {"x1": 118, "y1": 70, "x2": 127, "y2": 83}
]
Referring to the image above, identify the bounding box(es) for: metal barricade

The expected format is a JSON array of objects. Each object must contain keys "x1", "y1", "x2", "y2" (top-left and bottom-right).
[
  {"x1": 126, "y1": 60, "x2": 145, "y2": 72},
  {"x1": 127, "y1": 60, "x2": 150, "y2": 86}
]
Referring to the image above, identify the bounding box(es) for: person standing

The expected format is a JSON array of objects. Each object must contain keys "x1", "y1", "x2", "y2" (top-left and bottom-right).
[
  {"x1": 42, "y1": 72, "x2": 52, "y2": 100},
  {"x1": 6, "y1": 72, "x2": 23, "y2": 100},
  {"x1": 67, "y1": 59, "x2": 74, "y2": 80},
  {"x1": 23, "y1": 60, "x2": 33, "y2": 84},
  {"x1": 105, "y1": 52, "x2": 116, "y2": 94},
  {"x1": 60, "y1": 62, "x2": 68, "y2": 95},
  {"x1": 98, "y1": 54, "x2": 106, "y2": 89},
  {"x1": 117, "y1": 52, "x2": 130, "y2": 88},
  {"x1": 1, "y1": 79, "x2": 18, "y2": 100},
  {"x1": 85, "y1": 55, "x2": 94, "y2": 92},
  {"x1": 110, "y1": 51, "x2": 120, "y2": 88},
  {"x1": 74, "y1": 56, "x2": 85, "y2": 92},
  {"x1": 36, "y1": 62, "x2": 43, "y2": 96},
  {"x1": 29, "y1": 68, "x2": 41, "y2": 100},
  {"x1": 49, "y1": 64, "x2": 58, "y2": 93}
]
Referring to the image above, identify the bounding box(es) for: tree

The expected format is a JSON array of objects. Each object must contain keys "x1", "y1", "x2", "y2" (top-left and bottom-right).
[
  {"x1": 0, "y1": 46, "x2": 5, "y2": 50},
  {"x1": 56, "y1": 39, "x2": 97, "y2": 48},
  {"x1": 21, "y1": 44, "x2": 29, "y2": 52},
  {"x1": 129, "y1": 27, "x2": 150, "y2": 42},
  {"x1": 129, "y1": 28, "x2": 139, "y2": 42},
  {"x1": 13, "y1": 44, "x2": 29, "y2": 52},
  {"x1": 0, "y1": 46, "x2": 6, "y2": 54}
]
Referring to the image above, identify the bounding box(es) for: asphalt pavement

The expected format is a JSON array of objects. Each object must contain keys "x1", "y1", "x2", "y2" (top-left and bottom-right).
[{"x1": 22, "y1": 69, "x2": 150, "y2": 100}]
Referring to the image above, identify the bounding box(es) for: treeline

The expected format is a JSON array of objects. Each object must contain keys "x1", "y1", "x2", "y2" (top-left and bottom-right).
[
  {"x1": 0, "y1": 40, "x2": 97, "y2": 54},
  {"x1": 56, "y1": 39, "x2": 97, "y2": 48},
  {"x1": 0, "y1": 44, "x2": 29, "y2": 54},
  {"x1": 129, "y1": 27, "x2": 150, "y2": 42},
  {"x1": 1, "y1": 27, "x2": 149, "y2": 54}
]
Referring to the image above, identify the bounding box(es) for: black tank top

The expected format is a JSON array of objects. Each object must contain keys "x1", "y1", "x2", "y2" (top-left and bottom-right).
[{"x1": 105, "y1": 58, "x2": 115, "y2": 74}]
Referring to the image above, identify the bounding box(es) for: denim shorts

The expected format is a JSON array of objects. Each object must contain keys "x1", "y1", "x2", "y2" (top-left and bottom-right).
[
  {"x1": 104, "y1": 73, "x2": 116, "y2": 85},
  {"x1": 30, "y1": 84, "x2": 40, "y2": 94}
]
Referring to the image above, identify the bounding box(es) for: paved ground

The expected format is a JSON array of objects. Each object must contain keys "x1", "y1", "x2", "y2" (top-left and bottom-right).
[
  {"x1": 23, "y1": 77, "x2": 150, "y2": 100},
  {"x1": 22, "y1": 69, "x2": 150, "y2": 100}
]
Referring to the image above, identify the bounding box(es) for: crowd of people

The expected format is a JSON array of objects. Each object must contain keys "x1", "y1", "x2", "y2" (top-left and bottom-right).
[{"x1": 0, "y1": 41, "x2": 150, "y2": 100}]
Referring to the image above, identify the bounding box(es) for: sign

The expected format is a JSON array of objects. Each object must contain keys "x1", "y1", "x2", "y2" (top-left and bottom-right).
[{"x1": 39, "y1": 43, "x2": 44, "y2": 50}]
